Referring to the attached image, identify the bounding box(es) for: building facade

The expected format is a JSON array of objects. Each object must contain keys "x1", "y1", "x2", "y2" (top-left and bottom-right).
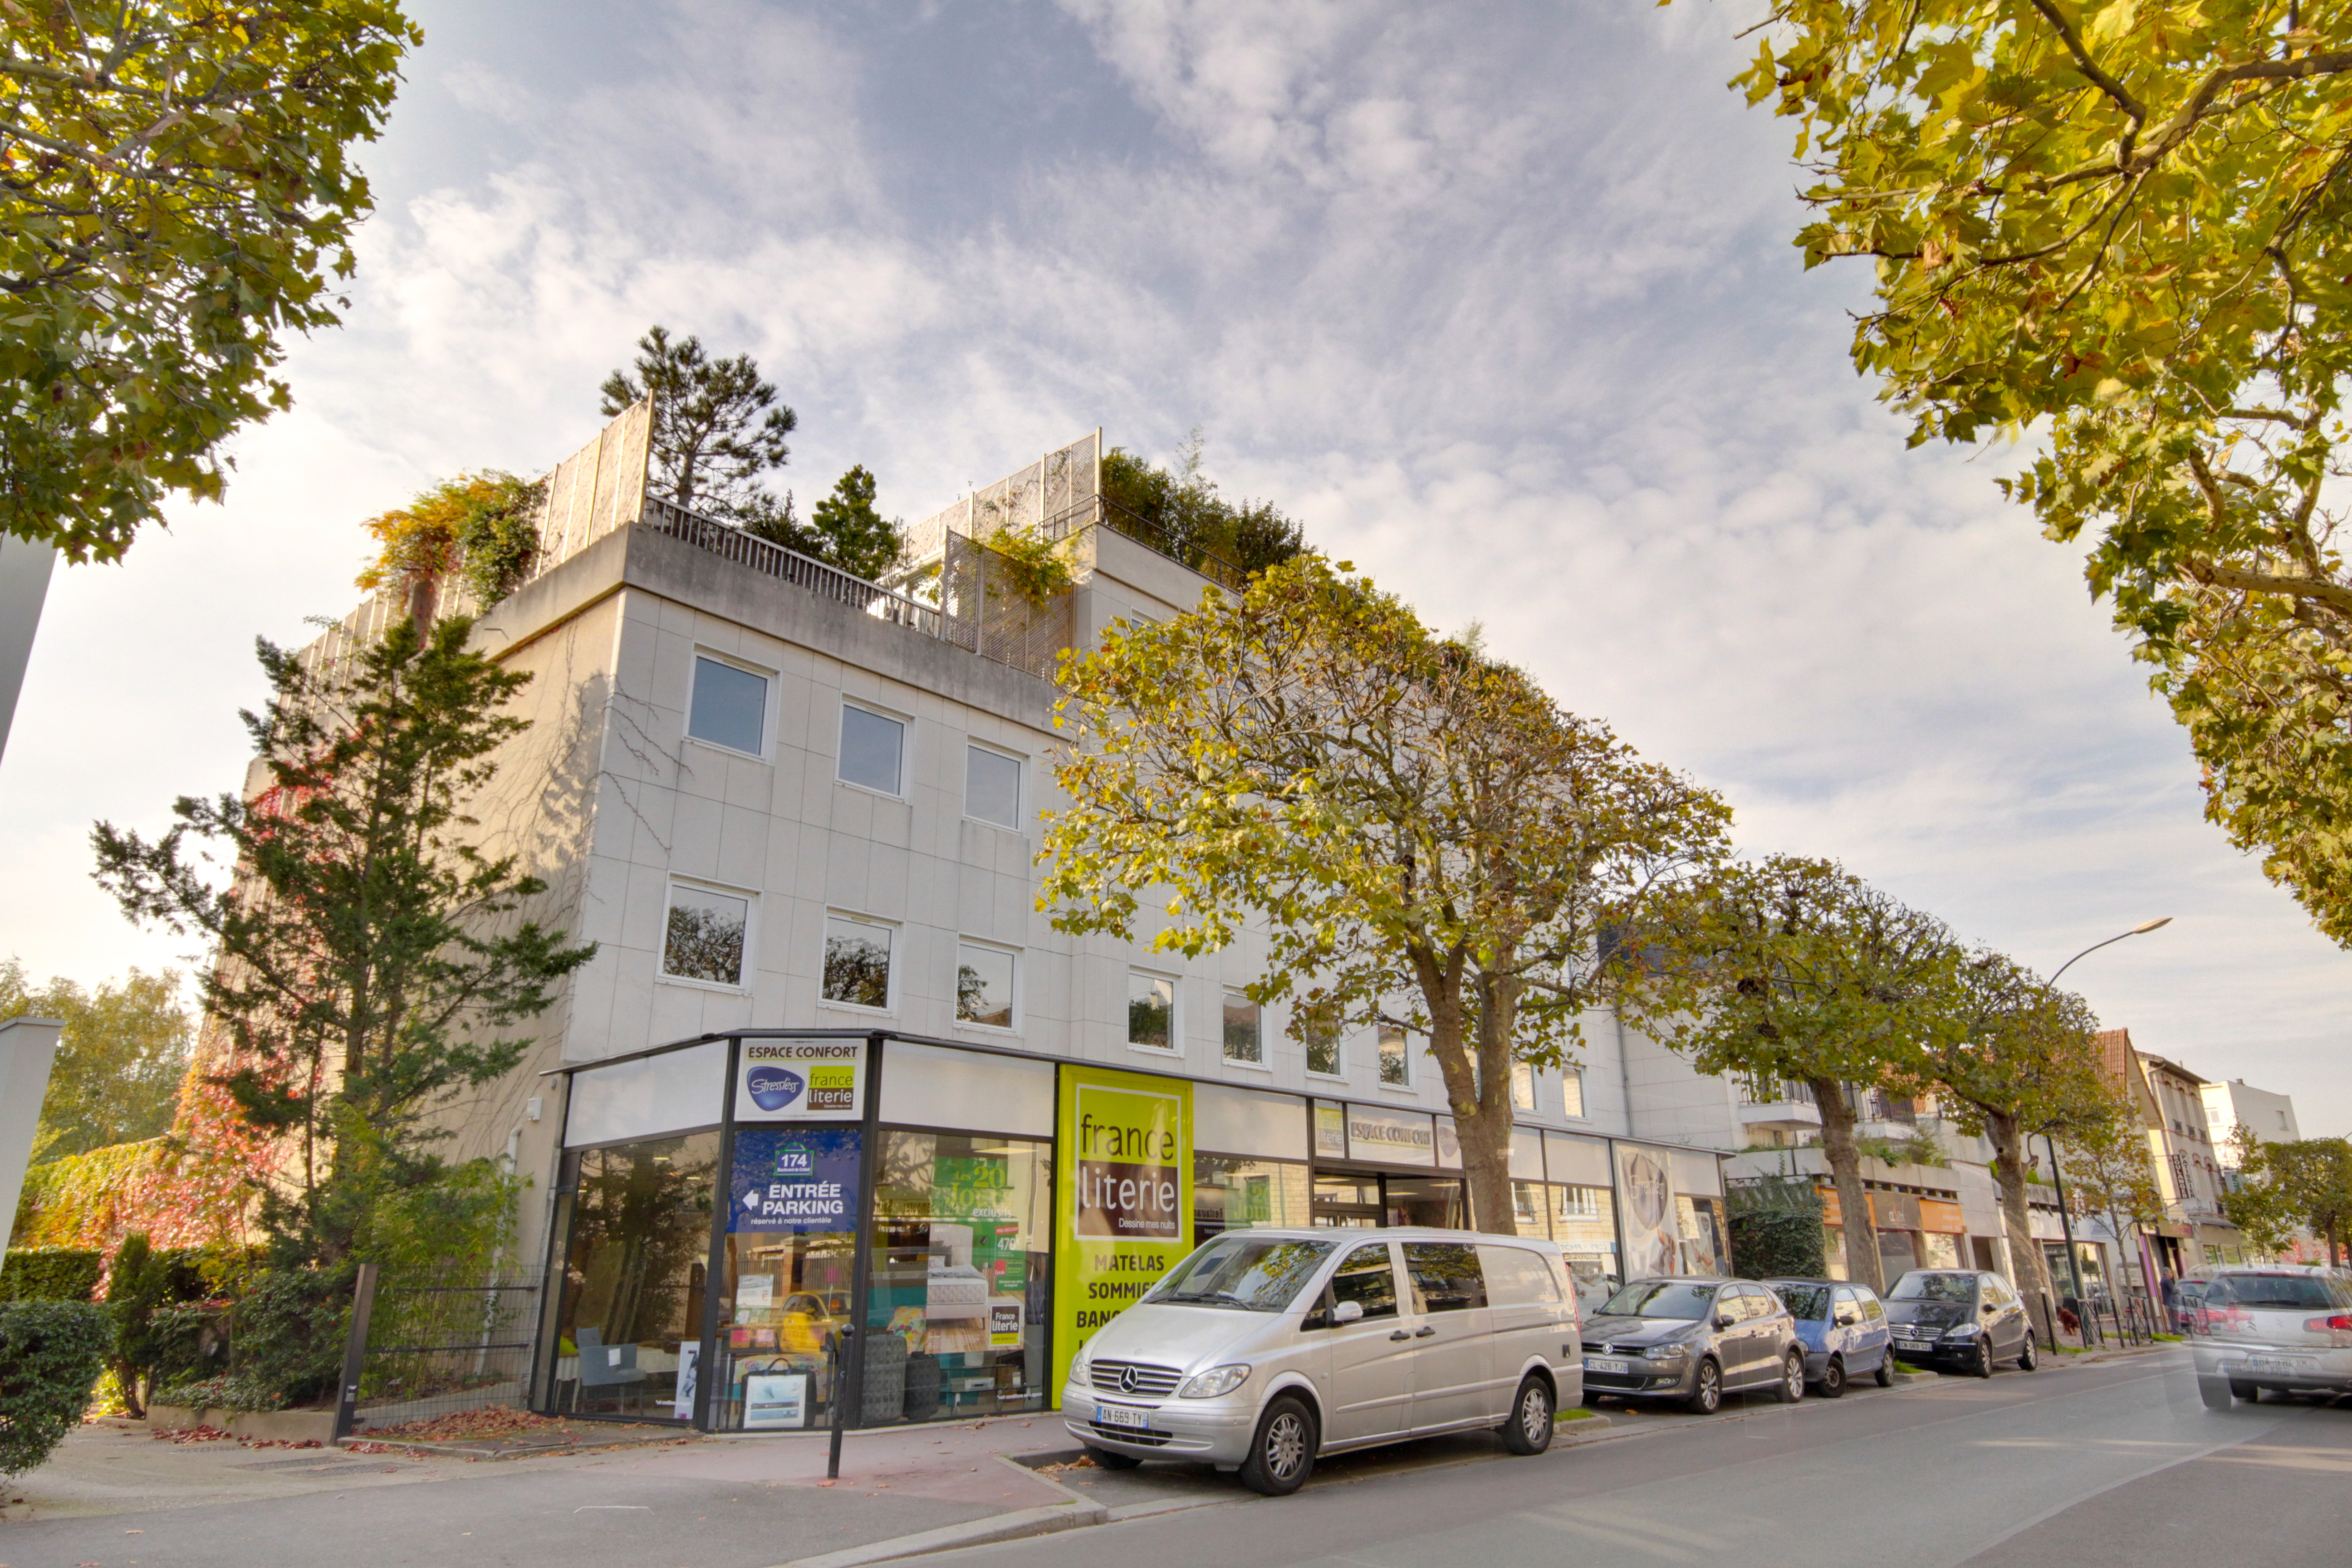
[
  {"x1": 2203, "y1": 1078, "x2": 2301, "y2": 1166},
  {"x1": 305, "y1": 410, "x2": 1746, "y2": 1434}
]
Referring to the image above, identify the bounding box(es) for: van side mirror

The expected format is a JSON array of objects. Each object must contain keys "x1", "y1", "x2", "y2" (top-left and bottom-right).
[
  {"x1": 1332, "y1": 1300, "x2": 1365, "y2": 1325},
  {"x1": 1714, "y1": 1313, "x2": 1735, "y2": 1330}
]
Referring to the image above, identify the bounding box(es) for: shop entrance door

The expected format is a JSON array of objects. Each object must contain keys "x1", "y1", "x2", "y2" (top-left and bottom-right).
[
  {"x1": 1311, "y1": 1170, "x2": 1468, "y2": 1229},
  {"x1": 1312, "y1": 1172, "x2": 1385, "y2": 1227}
]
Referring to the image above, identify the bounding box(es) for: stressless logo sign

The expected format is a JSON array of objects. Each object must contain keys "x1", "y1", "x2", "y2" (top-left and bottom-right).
[{"x1": 747, "y1": 1066, "x2": 804, "y2": 1112}]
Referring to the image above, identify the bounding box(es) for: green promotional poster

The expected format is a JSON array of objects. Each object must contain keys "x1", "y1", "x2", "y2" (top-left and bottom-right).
[{"x1": 1052, "y1": 1065, "x2": 1193, "y2": 1403}]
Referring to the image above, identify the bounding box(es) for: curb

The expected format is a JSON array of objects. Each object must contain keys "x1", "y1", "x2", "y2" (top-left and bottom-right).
[{"x1": 333, "y1": 1432, "x2": 696, "y2": 1462}]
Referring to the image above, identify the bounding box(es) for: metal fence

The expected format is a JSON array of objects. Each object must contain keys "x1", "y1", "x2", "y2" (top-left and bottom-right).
[{"x1": 335, "y1": 1266, "x2": 544, "y2": 1439}]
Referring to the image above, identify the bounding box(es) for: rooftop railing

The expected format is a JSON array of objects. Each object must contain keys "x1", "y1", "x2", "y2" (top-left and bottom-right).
[{"x1": 643, "y1": 497, "x2": 943, "y2": 638}]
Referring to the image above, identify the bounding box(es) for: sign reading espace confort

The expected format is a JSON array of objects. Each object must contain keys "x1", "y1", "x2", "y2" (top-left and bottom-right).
[
  {"x1": 1052, "y1": 1066, "x2": 1192, "y2": 1404},
  {"x1": 735, "y1": 1042, "x2": 867, "y2": 1122}
]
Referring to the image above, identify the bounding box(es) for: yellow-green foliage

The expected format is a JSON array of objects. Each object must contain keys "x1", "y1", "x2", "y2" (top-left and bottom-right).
[
  {"x1": 357, "y1": 471, "x2": 546, "y2": 608},
  {"x1": 982, "y1": 527, "x2": 1077, "y2": 605}
]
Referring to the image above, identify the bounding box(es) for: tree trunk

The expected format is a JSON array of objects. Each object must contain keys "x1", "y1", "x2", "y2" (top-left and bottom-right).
[
  {"x1": 1810, "y1": 1075, "x2": 1882, "y2": 1294},
  {"x1": 1986, "y1": 1114, "x2": 2057, "y2": 1318}
]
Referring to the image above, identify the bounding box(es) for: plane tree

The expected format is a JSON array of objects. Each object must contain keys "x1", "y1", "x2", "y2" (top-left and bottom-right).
[{"x1": 1039, "y1": 556, "x2": 1730, "y2": 1233}]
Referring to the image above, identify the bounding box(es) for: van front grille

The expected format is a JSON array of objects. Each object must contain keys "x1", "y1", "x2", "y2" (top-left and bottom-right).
[{"x1": 1088, "y1": 1360, "x2": 1182, "y2": 1398}]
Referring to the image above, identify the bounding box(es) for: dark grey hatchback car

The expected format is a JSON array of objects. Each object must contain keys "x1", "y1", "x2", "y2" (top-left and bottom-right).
[
  {"x1": 1580, "y1": 1278, "x2": 1805, "y2": 1413},
  {"x1": 1882, "y1": 1269, "x2": 2038, "y2": 1377}
]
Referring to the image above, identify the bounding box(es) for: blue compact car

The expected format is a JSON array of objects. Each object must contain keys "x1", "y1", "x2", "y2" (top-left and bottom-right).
[{"x1": 1762, "y1": 1279, "x2": 1893, "y2": 1397}]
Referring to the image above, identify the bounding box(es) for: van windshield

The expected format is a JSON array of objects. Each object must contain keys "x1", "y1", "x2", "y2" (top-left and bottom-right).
[{"x1": 1147, "y1": 1235, "x2": 1337, "y2": 1312}]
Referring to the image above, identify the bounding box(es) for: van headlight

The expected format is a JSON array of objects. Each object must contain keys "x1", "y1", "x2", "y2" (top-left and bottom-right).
[
  {"x1": 1068, "y1": 1348, "x2": 1092, "y2": 1385},
  {"x1": 1178, "y1": 1365, "x2": 1251, "y2": 1399}
]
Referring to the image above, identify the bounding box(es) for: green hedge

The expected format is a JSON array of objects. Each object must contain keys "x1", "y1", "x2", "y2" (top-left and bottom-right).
[
  {"x1": 1728, "y1": 1208, "x2": 1829, "y2": 1279},
  {"x1": 0, "y1": 1299, "x2": 110, "y2": 1476},
  {"x1": 0, "y1": 1249, "x2": 103, "y2": 1303}
]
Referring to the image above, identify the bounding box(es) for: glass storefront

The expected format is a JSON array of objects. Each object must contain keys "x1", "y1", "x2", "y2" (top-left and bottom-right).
[
  {"x1": 872, "y1": 1131, "x2": 1053, "y2": 1421},
  {"x1": 553, "y1": 1132, "x2": 718, "y2": 1419},
  {"x1": 549, "y1": 1033, "x2": 1730, "y2": 1432},
  {"x1": 1195, "y1": 1153, "x2": 1312, "y2": 1245}
]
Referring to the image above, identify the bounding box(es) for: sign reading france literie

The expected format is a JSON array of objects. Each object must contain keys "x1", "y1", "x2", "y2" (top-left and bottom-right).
[
  {"x1": 734, "y1": 1041, "x2": 867, "y2": 1122},
  {"x1": 1052, "y1": 1066, "x2": 1192, "y2": 1403}
]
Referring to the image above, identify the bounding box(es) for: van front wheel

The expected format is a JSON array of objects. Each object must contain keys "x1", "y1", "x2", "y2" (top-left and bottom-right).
[
  {"x1": 1500, "y1": 1375, "x2": 1555, "y2": 1455},
  {"x1": 1239, "y1": 1395, "x2": 1318, "y2": 1496}
]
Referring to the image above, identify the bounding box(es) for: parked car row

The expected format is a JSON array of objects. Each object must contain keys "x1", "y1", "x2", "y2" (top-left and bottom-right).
[{"x1": 1060, "y1": 1225, "x2": 2056, "y2": 1498}]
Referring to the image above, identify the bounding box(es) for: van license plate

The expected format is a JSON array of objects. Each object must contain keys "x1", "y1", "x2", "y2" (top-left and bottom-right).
[
  {"x1": 1095, "y1": 1403, "x2": 1150, "y2": 1429},
  {"x1": 1586, "y1": 1357, "x2": 1630, "y2": 1374}
]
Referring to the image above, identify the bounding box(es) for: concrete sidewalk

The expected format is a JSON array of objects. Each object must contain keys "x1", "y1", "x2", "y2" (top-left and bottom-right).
[{"x1": 0, "y1": 1412, "x2": 1106, "y2": 1568}]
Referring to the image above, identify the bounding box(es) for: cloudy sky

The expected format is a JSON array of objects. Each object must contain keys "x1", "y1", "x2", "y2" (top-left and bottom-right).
[{"x1": 5, "y1": 0, "x2": 2347, "y2": 1128}]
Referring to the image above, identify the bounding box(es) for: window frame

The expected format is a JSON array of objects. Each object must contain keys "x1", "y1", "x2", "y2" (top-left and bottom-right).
[
  {"x1": 1127, "y1": 968, "x2": 1180, "y2": 1056},
  {"x1": 1510, "y1": 1061, "x2": 1537, "y2": 1112},
  {"x1": 819, "y1": 910, "x2": 898, "y2": 1014},
  {"x1": 685, "y1": 650, "x2": 775, "y2": 760},
  {"x1": 952, "y1": 936, "x2": 1020, "y2": 1034},
  {"x1": 962, "y1": 740, "x2": 1026, "y2": 830},
  {"x1": 836, "y1": 698, "x2": 911, "y2": 799},
  {"x1": 658, "y1": 876, "x2": 757, "y2": 993},
  {"x1": 1376, "y1": 1024, "x2": 1413, "y2": 1089},
  {"x1": 1221, "y1": 986, "x2": 1266, "y2": 1068},
  {"x1": 1301, "y1": 1007, "x2": 1345, "y2": 1080},
  {"x1": 1561, "y1": 1068, "x2": 1587, "y2": 1121}
]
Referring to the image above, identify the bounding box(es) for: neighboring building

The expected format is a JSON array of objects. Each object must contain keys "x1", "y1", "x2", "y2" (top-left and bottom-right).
[
  {"x1": 287, "y1": 407, "x2": 1742, "y2": 1436},
  {"x1": 2202, "y1": 1078, "x2": 2300, "y2": 1166}
]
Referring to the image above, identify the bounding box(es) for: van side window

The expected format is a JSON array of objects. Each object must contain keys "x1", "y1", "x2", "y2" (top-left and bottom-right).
[
  {"x1": 1403, "y1": 1242, "x2": 1488, "y2": 1313},
  {"x1": 1329, "y1": 1245, "x2": 1400, "y2": 1322},
  {"x1": 1477, "y1": 1245, "x2": 1562, "y2": 1306}
]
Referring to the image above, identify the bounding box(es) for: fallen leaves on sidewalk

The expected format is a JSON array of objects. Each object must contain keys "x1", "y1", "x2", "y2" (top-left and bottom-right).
[
  {"x1": 1033, "y1": 1456, "x2": 1098, "y2": 1475},
  {"x1": 358, "y1": 1407, "x2": 573, "y2": 1442}
]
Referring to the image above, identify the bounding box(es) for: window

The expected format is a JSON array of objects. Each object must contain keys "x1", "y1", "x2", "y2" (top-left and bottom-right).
[
  {"x1": 965, "y1": 744, "x2": 1023, "y2": 828},
  {"x1": 955, "y1": 941, "x2": 1015, "y2": 1029},
  {"x1": 822, "y1": 915, "x2": 893, "y2": 1010},
  {"x1": 1300, "y1": 1001, "x2": 1343, "y2": 1077},
  {"x1": 1479, "y1": 1245, "x2": 1562, "y2": 1307},
  {"x1": 1511, "y1": 1062, "x2": 1536, "y2": 1112},
  {"x1": 1128, "y1": 971, "x2": 1176, "y2": 1051},
  {"x1": 1403, "y1": 1242, "x2": 1487, "y2": 1313},
  {"x1": 1222, "y1": 988, "x2": 1262, "y2": 1064},
  {"x1": 838, "y1": 702, "x2": 905, "y2": 794},
  {"x1": 663, "y1": 882, "x2": 750, "y2": 986},
  {"x1": 1561, "y1": 1069, "x2": 1585, "y2": 1119},
  {"x1": 688, "y1": 655, "x2": 768, "y2": 755},
  {"x1": 1377, "y1": 1024, "x2": 1411, "y2": 1087},
  {"x1": 1326, "y1": 1243, "x2": 1400, "y2": 1322}
]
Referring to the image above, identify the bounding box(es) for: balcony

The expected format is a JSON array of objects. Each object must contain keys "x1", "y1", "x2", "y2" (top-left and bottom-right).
[{"x1": 1737, "y1": 1077, "x2": 1823, "y2": 1133}]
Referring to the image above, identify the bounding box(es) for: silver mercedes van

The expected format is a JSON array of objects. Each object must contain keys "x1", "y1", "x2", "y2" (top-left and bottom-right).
[{"x1": 1061, "y1": 1226, "x2": 1582, "y2": 1494}]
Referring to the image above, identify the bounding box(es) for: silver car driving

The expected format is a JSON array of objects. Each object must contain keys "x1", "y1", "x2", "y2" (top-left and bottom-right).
[
  {"x1": 1063, "y1": 1227, "x2": 1581, "y2": 1495},
  {"x1": 2191, "y1": 1265, "x2": 2352, "y2": 1408}
]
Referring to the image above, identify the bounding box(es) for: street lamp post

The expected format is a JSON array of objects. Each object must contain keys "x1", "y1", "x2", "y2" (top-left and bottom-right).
[{"x1": 2042, "y1": 917, "x2": 2172, "y2": 1343}]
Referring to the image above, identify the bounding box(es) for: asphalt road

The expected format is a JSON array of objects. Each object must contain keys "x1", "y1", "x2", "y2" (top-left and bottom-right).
[
  {"x1": 944, "y1": 1351, "x2": 2352, "y2": 1568},
  {"x1": 9, "y1": 1352, "x2": 2348, "y2": 1568}
]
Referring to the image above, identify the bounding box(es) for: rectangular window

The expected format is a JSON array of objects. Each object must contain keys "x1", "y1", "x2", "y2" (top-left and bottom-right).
[
  {"x1": 955, "y1": 940, "x2": 1015, "y2": 1029},
  {"x1": 822, "y1": 915, "x2": 893, "y2": 1010},
  {"x1": 1561, "y1": 1068, "x2": 1585, "y2": 1120},
  {"x1": 1377, "y1": 1024, "x2": 1411, "y2": 1087},
  {"x1": 1301, "y1": 1002, "x2": 1343, "y2": 1077},
  {"x1": 1510, "y1": 1062, "x2": 1536, "y2": 1112},
  {"x1": 1222, "y1": 988, "x2": 1262, "y2": 1064},
  {"x1": 1403, "y1": 1241, "x2": 1487, "y2": 1312},
  {"x1": 663, "y1": 882, "x2": 750, "y2": 986},
  {"x1": 1128, "y1": 971, "x2": 1176, "y2": 1051},
  {"x1": 838, "y1": 702, "x2": 905, "y2": 794},
  {"x1": 965, "y1": 744, "x2": 1022, "y2": 828},
  {"x1": 689, "y1": 655, "x2": 768, "y2": 755}
]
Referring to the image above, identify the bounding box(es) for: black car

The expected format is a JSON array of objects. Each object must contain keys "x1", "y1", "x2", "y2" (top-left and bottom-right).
[{"x1": 1882, "y1": 1269, "x2": 2037, "y2": 1377}]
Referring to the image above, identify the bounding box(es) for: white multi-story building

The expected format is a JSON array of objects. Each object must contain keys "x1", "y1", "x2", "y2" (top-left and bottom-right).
[
  {"x1": 2203, "y1": 1078, "x2": 2301, "y2": 1166},
  {"x1": 299, "y1": 407, "x2": 1767, "y2": 1435}
]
